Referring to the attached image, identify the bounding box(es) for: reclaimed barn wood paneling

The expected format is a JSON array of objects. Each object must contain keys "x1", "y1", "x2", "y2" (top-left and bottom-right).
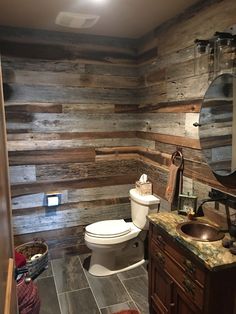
[
  {"x1": 137, "y1": 0, "x2": 236, "y2": 205},
  {"x1": 13, "y1": 198, "x2": 131, "y2": 234},
  {"x1": 1, "y1": 0, "x2": 236, "y2": 257},
  {"x1": 0, "y1": 27, "x2": 141, "y2": 256}
]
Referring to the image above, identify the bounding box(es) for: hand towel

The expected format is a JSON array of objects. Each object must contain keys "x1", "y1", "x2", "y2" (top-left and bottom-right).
[{"x1": 165, "y1": 163, "x2": 180, "y2": 204}]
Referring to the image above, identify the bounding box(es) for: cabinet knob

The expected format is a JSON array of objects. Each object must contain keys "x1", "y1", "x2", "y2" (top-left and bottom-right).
[
  {"x1": 170, "y1": 302, "x2": 175, "y2": 314},
  {"x1": 157, "y1": 235, "x2": 165, "y2": 246},
  {"x1": 184, "y1": 259, "x2": 196, "y2": 275},
  {"x1": 155, "y1": 251, "x2": 165, "y2": 266},
  {"x1": 182, "y1": 276, "x2": 195, "y2": 296}
]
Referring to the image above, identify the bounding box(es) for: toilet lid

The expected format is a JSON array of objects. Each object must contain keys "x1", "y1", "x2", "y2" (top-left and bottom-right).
[{"x1": 85, "y1": 219, "x2": 131, "y2": 238}]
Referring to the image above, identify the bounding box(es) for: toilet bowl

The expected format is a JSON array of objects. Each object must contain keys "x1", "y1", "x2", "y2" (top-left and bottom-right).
[{"x1": 84, "y1": 189, "x2": 160, "y2": 276}]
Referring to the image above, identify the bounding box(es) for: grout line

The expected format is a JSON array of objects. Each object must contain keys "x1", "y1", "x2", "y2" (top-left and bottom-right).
[
  {"x1": 118, "y1": 274, "x2": 140, "y2": 313},
  {"x1": 78, "y1": 254, "x2": 102, "y2": 314},
  {"x1": 51, "y1": 259, "x2": 63, "y2": 314},
  {"x1": 122, "y1": 273, "x2": 147, "y2": 283},
  {"x1": 79, "y1": 258, "x2": 135, "y2": 311},
  {"x1": 57, "y1": 286, "x2": 91, "y2": 295},
  {"x1": 118, "y1": 273, "x2": 146, "y2": 282},
  {"x1": 121, "y1": 274, "x2": 149, "y2": 314},
  {"x1": 99, "y1": 301, "x2": 134, "y2": 312},
  {"x1": 37, "y1": 261, "x2": 53, "y2": 280},
  {"x1": 141, "y1": 261, "x2": 148, "y2": 273},
  {"x1": 51, "y1": 259, "x2": 56, "y2": 277}
]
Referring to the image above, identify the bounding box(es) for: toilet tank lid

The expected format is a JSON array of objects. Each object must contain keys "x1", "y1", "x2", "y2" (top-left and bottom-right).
[{"x1": 130, "y1": 188, "x2": 160, "y2": 205}]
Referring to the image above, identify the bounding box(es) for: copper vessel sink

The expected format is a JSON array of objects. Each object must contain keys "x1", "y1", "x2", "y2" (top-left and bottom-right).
[{"x1": 176, "y1": 221, "x2": 224, "y2": 242}]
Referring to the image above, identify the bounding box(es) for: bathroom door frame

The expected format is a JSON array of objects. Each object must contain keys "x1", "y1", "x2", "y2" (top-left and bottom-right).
[{"x1": 0, "y1": 57, "x2": 18, "y2": 314}]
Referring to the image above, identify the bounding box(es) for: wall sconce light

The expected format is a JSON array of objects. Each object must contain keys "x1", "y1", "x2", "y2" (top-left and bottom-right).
[
  {"x1": 214, "y1": 32, "x2": 236, "y2": 74},
  {"x1": 194, "y1": 39, "x2": 211, "y2": 75},
  {"x1": 194, "y1": 24, "x2": 236, "y2": 80}
]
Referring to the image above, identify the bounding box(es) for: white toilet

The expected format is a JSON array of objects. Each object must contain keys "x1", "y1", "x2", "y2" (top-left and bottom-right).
[{"x1": 84, "y1": 188, "x2": 160, "y2": 276}]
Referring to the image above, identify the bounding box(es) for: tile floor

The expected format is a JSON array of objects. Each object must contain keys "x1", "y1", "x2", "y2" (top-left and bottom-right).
[{"x1": 36, "y1": 254, "x2": 149, "y2": 314}]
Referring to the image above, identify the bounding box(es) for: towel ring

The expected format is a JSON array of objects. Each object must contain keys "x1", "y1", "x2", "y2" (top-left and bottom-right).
[{"x1": 171, "y1": 150, "x2": 184, "y2": 168}]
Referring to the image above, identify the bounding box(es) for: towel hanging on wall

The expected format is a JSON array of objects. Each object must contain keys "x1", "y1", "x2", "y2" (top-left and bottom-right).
[{"x1": 165, "y1": 150, "x2": 184, "y2": 204}]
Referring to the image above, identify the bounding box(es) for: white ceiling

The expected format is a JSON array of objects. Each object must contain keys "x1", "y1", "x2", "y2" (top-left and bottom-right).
[{"x1": 0, "y1": 0, "x2": 200, "y2": 38}]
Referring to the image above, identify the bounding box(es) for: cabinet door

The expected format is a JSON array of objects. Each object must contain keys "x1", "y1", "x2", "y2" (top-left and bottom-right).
[
  {"x1": 150, "y1": 257, "x2": 175, "y2": 314},
  {"x1": 174, "y1": 285, "x2": 200, "y2": 314}
]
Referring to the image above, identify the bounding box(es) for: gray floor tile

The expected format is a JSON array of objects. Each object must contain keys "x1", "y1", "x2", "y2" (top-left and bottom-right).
[
  {"x1": 86, "y1": 272, "x2": 131, "y2": 308},
  {"x1": 79, "y1": 253, "x2": 91, "y2": 267},
  {"x1": 52, "y1": 255, "x2": 89, "y2": 293},
  {"x1": 100, "y1": 301, "x2": 138, "y2": 314},
  {"x1": 117, "y1": 266, "x2": 146, "y2": 281},
  {"x1": 37, "y1": 277, "x2": 61, "y2": 314},
  {"x1": 142, "y1": 260, "x2": 148, "y2": 272},
  {"x1": 59, "y1": 288, "x2": 100, "y2": 314},
  {"x1": 37, "y1": 261, "x2": 53, "y2": 280},
  {"x1": 122, "y1": 275, "x2": 149, "y2": 314}
]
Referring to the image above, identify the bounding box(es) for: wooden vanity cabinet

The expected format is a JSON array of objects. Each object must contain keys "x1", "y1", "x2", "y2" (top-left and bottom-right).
[{"x1": 148, "y1": 221, "x2": 236, "y2": 314}]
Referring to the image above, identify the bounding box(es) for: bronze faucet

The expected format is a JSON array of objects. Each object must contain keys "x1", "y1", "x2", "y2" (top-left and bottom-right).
[
  {"x1": 194, "y1": 197, "x2": 227, "y2": 218},
  {"x1": 194, "y1": 197, "x2": 236, "y2": 236}
]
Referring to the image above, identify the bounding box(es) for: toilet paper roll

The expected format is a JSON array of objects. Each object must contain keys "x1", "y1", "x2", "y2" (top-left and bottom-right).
[{"x1": 30, "y1": 254, "x2": 42, "y2": 261}]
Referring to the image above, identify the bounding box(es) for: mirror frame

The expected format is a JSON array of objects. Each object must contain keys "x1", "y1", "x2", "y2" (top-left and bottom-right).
[{"x1": 200, "y1": 73, "x2": 236, "y2": 188}]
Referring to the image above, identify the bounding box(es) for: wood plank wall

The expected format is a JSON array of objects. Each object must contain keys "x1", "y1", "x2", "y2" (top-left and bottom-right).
[
  {"x1": 0, "y1": 27, "x2": 143, "y2": 257},
  {"x1": 1, "y1": 0, "x2": 236, "y2": 257},
  {"x1": 136, "y1": 0, "x2": 236, "y2": 208}
]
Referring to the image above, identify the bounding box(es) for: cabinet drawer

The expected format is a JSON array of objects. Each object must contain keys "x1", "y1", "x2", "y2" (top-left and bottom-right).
[
  {"x1": 166, "y1": 242, "x2": 205, "y2": 287},
  {"x1": 151, "y1": 241, "x2": 204, "y2": 310},
  {"x1": 151, "y1": 296, "x2": 169, "y2": 314},
  {"x1": 151, "y1": 224, "x2": 205, "y2": 287}
]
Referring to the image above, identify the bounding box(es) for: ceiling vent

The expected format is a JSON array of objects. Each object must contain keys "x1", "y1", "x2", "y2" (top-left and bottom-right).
[{"x1": 55, "y1": 12, "x2": 100, "y2": 29}]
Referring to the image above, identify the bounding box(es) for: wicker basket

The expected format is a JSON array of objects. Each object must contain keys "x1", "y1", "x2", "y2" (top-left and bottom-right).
[{"x1": 15, "y1": 239, "x2": 48, "y2": 279}]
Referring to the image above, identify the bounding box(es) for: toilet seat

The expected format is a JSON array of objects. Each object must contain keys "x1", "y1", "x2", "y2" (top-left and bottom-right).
[
  {"x1": 85, "y1": 221, "x2": 141, "y2": 245},
  {"x1": 85, "y1": 219, "x2": 131, "y2": 238}
]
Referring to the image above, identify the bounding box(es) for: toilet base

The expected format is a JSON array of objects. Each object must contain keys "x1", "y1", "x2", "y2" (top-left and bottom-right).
[
  {"x1": 89, "y1": 258, "x2": 145, "y2": 276},
  {"x1": 87, "y1": 235, "x2": 145, "y2": 276}
]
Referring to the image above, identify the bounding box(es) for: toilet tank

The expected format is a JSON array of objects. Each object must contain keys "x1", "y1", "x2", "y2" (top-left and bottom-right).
[{"x1": 129, "y1": 188, "x2": 160, "y2": 230}]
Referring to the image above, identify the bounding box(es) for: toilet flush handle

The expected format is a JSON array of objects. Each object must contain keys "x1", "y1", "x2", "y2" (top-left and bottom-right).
[{"x1": 150, "y1": 204, "x2": 160, "y2": 213}]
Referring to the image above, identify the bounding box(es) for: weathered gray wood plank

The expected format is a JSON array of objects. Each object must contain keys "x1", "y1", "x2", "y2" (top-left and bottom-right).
[
  {"x1": 8, "y1": 148, "x2": 96, "y2": 164},
  {"x1": 11, "y1": 185, "x2": 133, "y2": 210},
  {"x1": 13, "y1": 202, "x2": 131, "y2": 234},
  {"x1": 11, "y1": 174, "x2": 138, "y2": 197},
  {"x1": 12, "y1": 190, "x2": 68, "y2": 210},
  {"x1": 155, "y1": 0, "x2": 236, "y2": 57},
  {"x1": 4, "y1": 84, "x2": 138, "y2": 104},
  {"x1": 3, "y1": 69, "x2": 141, "y2": 89},
  {"x1": 35, "y1": 160, "x2": 138, "y2": 181},
  {"x1": 9, "y1": 165, "x2": 36, "y2": 184},
  {"x1": 0, "y1": 26, "x2": 137, "y2": 51},
  {"x1": 67, "y1": 184, "x2": 133, "y2": 203},
  {"x1": 7, "y1": 138, "x2": 155, "y2": 152},
  {"x1": 2, "y1": 56, "x2": 138, "y2": 77}
]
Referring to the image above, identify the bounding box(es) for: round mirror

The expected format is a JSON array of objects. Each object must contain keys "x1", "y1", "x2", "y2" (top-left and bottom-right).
[{"x1": 199, "y1": 73, "x2": 236, "y2": 186}]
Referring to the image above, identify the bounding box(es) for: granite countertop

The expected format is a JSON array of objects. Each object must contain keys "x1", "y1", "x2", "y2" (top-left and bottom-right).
[{"x1": 148, "y1": 212, "x2": 236, "y2": 271}]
